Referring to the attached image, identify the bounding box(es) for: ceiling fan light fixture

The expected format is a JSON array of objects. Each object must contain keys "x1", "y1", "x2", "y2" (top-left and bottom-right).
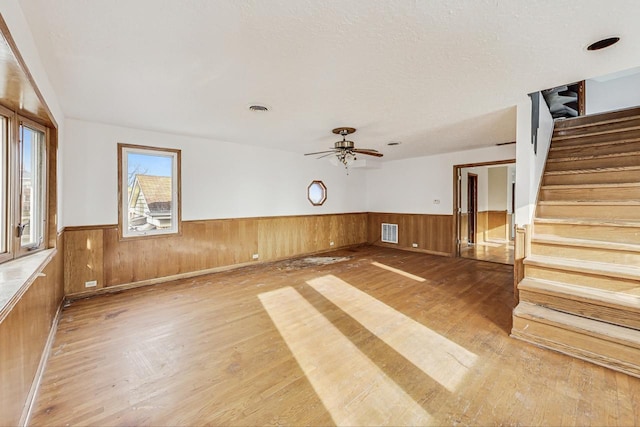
[
  {"x1": 335, "y1": 139, "x2": 355, "y2": 149},
  {"x1": 304, "y1": 126, "x2": 383, "y2": 174}
]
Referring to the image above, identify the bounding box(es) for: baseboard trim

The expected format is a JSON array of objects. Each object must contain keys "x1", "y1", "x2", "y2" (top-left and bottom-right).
[
  {"x1": 371, "y1": 242, "x2": 452, "y2": 258},
  {"x1": 20, "y1": 301, "x2": 64, "y2": 426},
  {"x1": 66, "y1": 260, "x2": 260, "y2": 301},
  {"x1": 65, "y1": 243, "x2": 366, "y2": 301}
]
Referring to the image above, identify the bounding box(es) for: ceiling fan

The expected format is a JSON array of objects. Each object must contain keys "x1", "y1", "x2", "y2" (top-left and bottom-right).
[{"x1": 305, "y1": 127, "x2": 383, "y2": 168}]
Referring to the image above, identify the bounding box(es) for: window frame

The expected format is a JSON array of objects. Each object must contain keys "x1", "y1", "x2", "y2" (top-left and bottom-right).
[
  {"x1": 0, "y1": 107, "x2": 50, "y2": 263},
  {"x1": 15, "y1": 117, "x2": 48, "y2": 256},
  {"x1": 307, "y1": 180, "x2": 327, "y2": 206},
  {"x1": 0, "y1": 105, "x2": 12, "y2": 263},
  {"x1": 117, "y1": 143, "x2": 182, "y2": 240}
]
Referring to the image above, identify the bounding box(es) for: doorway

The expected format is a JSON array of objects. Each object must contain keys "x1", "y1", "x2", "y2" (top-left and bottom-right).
[
  {"x1": 453, "y1": 159, "x2": 516, "y2": 265},
  {"x1": 467, "y1": 173, "x2": 478, "y2": 245}
]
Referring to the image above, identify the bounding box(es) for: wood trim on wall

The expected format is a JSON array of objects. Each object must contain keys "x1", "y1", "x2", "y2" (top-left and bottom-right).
[
  {"x1": 577, "y1": 80, "x2": 586, "y2": 116},
  {"x1": 468, "y1": 173, "x2": 478, "y2": 244},
  {"x1": 63, "y1": 210, "x2": 515, "y2": 298},
  {"x1": 0, "y1": 15, "x2": 57, "y2": 128},
  {"x1": 63, "y1": 224, "x2": 117, "y2": 232},
  {"x1": 47, "y1": 127, "x2": 58, "y2": 249},
  {"x1": 452, "y1": 159, "x2": 515, "y2": 257},
  {"x1": 454, "y1": 159, "x2": 516, "y2": 170},
  {"x1": 64, "y1": 213, "x2": 369, "y2": 296},
  {"x1": 0, "y1": 233, "x2": 64, "y2": 427}
]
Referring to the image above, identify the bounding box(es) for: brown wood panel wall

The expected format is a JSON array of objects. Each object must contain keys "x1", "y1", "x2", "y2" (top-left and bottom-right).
[
  {"x1": 367, "y1": 212, "x2": 454, "y2": 256},
  {"x1": 487, "y1": 210, "x2": 508, "y2": 240},
  {"x1": 103, "y1": 218, "x2": 260, "y2": 287},
  {"x1": 0, "y1": 235, "x2": 64, "y2": 426},
  {"x1": 64, "y1": 213, "x2": 369, "y2": 295},
  {"x1": 514, "y1": 226, "x2": 527, "y2": 306},
  {"x1": 64, "y1": 229, "x2": 104, "y2": 294},
  {"x1": 476, "y1": 211, "x2": 488, "y2": 243},
  {"x1": 460, "y1": 213, "x2": 469, "y2": 244}
]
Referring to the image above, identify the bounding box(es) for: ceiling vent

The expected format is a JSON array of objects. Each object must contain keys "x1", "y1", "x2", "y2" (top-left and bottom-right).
[{"x1": 587, "y1": 37, "x2": 620, "y2": 51}]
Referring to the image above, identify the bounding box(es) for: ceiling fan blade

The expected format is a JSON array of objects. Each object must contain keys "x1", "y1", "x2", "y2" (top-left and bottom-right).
[
  {"x1": 353, "y1": 149, "x2": 383, "y2": 157},
  {"x1": 316, "y1": 152, "x2": 336, "y2": 159},
  {"x1": 304, "y1": 150, "x2": 336, "y2": 156},
  {"x1": 355, "y1": 148, "x2": 379, "y2": 152}
]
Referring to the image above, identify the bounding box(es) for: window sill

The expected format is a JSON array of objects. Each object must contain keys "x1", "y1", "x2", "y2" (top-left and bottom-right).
[{"x1": 0, "y1": 249, "x2": 56, "y2": 323}]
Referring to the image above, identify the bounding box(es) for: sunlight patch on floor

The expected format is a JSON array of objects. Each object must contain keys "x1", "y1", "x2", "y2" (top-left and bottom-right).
[
  {"x1": 259, "y1": 287, "x2": 431, "y2": 426},
  {"x1": 307, "y1": 275, "x2": 477, "y2": 392},
  {"x1": 476, "y1": 241, "x2": 502, "y2": 248},
  {"x1": 371, "y1": 262, "x2": 426, "y2": 282}
]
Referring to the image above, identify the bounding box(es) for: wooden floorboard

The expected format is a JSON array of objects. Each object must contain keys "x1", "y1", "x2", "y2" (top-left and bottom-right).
[
  {"x1": 29, "y1": 245, "x2": 640, "y2": 426},
  {"x1": 460, "y1": 239, "x2": 514, "y2": 265}
]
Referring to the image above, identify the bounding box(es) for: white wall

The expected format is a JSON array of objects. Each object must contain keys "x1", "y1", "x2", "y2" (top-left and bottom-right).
[
  {"x1": 515, "y1": 93, "x2": 553, "y2": 226},
  {"x1": 2, "y1": 0, "x2": 66, "y2": 229},
  {"x1": 586, "y1": 69, "x2": 640, "y2": 115},
  {"x1": 365, "y1": 145, "x2": 515, "y2": 214},
  {"x1": 63, "y1": 119, "x2": 367, "y2": 226},
  {"x1": 488, "y1": 166, "x2": 508, "y2": 211}
]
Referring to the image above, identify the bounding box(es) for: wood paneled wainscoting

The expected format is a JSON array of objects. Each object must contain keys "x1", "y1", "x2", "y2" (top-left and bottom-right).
[
  {"x1": 487, "y1": 210, "x2": 509, "y2": 241},
  {"x1": 459, "y1": 211, "x2": 509, "y2": 245},
  {"x1": 476, "y1": 211, "x2": 488, "y2": 243},
  {"x1": 513, "y1": 226, "x2": 528, "y2": 306},
  {"x1": 64, "y1": 213, "x2": 368, "y2": 296},
  {"x1": 0, "y1": 233, "x2": 64, "y2": 427},
  {"x1": 367, "y1": 212, "x2": 454, "y2": 256}
]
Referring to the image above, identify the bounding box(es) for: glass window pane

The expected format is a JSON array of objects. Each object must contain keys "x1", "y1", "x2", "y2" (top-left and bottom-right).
[
  {"x1": 307, "y1": 180, "x2": 327, "y2": 206},
  {"x1": 0, "y1": 116, "x2": 6, "y2": 254},
  {"x1": 124, "y1": 148, "x2": 177, "y2": 236},
  {"x1": 20, "y1": 124, "x2": 46, "y2": 248}
]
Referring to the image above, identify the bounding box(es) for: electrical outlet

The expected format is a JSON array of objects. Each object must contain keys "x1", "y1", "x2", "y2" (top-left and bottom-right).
[
  {"x1": 412, "y1": 243, "x2": 418, "y2": 248},
  {"x1": 85, "y1": 280, "x2": 97, "y2": 288},
  {"x1": 330, "y1": 241, "x2": 335, "y2": 246},
  {"x1": 252, "y1": 253, "x2": 259, "y2": 260}
]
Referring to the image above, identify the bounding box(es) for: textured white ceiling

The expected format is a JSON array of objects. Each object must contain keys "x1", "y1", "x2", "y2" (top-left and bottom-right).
[{"x1": 17, "y1": 0, "x2": 640, "y2": 160}]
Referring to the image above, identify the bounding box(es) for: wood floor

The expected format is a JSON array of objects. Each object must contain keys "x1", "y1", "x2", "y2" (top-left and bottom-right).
[
  {"x1": 30, "y1": 245, "x2": 640, "y2": 426},
  {"x1": 460, "y1": 239, "x2": 515, "y2": 265}
]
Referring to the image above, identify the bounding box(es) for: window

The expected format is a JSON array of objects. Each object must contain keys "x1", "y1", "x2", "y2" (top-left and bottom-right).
[
  {"x1": 0, "y1": 114, "x2": 8, "y2": 261},
  {"x1": 0, "y1": 109, "x2": 49, "y2": 263},
  {"x1": 118, "y1": 144, "x2": 181, "y2": 238},
  {"x1": 307, "y1": 180, "x2": 327, "y2": 206},
  {"x1": 19, "y1": 122, "x2": 47, "y2": 251}
]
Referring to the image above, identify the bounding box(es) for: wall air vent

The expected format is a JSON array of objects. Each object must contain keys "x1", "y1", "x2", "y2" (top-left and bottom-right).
[{"x1": 381, "y1": 223, "x2": 398, "y2": 244}]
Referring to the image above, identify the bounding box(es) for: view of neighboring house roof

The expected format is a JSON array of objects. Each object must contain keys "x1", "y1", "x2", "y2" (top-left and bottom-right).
[{"x1": 132, "y1": 175, "x2": 172, "y2": 213}]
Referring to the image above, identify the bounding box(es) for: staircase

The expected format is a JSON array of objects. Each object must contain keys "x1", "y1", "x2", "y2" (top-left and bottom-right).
[{"x1": 511, "y1": 106, "x2": 640, "y2": 377}]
